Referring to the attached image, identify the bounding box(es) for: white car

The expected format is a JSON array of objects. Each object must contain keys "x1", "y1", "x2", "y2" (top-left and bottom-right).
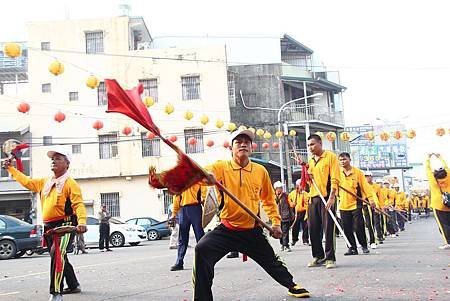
[{"x1": 84, "y1": 216, "x2": 147, "y2": 248}]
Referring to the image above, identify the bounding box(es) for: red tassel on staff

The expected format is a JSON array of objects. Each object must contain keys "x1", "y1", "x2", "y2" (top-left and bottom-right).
[{"x1": 11, "y1": 143, "x2": 29, "y2": 172}]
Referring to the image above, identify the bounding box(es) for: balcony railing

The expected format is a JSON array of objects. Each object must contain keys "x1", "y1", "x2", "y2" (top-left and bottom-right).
[{"x1": 285, "y1": 103, "x2": 344, "y2": 127}]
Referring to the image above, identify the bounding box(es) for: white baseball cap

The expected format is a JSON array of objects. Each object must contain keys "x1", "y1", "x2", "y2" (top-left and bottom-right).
[
  {"x1": 47, "y1": 145, "x2": 72, "y2": 163},
  {"x1": 230, "y1": 129, "x2": 255, "y2": 143},
  {"x1": 295, "y1": 179, "x2": 301, "y2": 186},
  {"x1": 392, "y1": 183, "x2": 400, "y2": 188},
  {"x1": 364, "y1": 170, "x2": 373, "y2": 176},
  {"x1": 273, "y1": 181, "x2": 283, "y2": 189}
]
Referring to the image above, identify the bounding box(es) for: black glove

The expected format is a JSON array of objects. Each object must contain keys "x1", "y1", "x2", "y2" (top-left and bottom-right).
[{"x1": 168, "y1": 218, "x2": 175, "y2": 227}]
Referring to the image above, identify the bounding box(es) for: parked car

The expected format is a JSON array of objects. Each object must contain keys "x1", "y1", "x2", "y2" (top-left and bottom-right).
[
  {"x1": 0, "y1": 215, "x2": 42, "y2": 260},
  {"x1": 126, "y1": 217, "x2": 171, "y2": 241},
  {"x1": 84, "y1": 216, "x2": 146, "y2": 248}
]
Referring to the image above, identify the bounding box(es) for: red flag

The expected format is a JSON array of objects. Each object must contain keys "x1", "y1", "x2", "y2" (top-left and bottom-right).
[
  {"x1": 105, "y1": 79, "x2": 160, "y2": 135},
  {"x1": 105, "y1": 79, "x2": 207, "y2": 194},
  {"x1": 11, "y1": 143, "x2": 29, "y2": 172},
  {"x1": 300, "y1": 162, "x2": 311, "y2": 191}
]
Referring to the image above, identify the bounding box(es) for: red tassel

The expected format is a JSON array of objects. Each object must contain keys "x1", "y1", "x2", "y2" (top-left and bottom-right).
[
  {"x1": 242, "y1": 254, "x2": 248, "y2": 262},
  {"x1": 53, "y1": 233, "x2": 63, "y2": 273}
]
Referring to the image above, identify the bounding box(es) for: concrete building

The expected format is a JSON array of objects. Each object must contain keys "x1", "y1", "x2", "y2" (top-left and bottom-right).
[{"x1": 0, "y1": 16, "x2": 231, "y2": 222}]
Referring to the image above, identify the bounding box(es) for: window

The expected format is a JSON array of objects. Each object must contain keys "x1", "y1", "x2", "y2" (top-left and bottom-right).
[
  {"x1": 141, "y1": 133, "x2": 160, "y2": 157},
  {"x1": 181, "y1": 75, "x2": 200, "y2": 100},
  {"x1": 137, "y1": 218, "x2": 151, "y2": 226},
  {"x1": 97, "y1": 82, "x2": 107, "y2": 106},
  {"x1": 85, "y1": 31, "x2": 104, "y2": 54},
  {"x1": 184, "y1": 128, "x2": 204, "y2": 154},
  {"x1": 139, "y1": 79, "x2": 158, "y2": 102},
  {"x1": 99, "y1": 133, "x2": 118, "y2": 159},
  {"x1": 126, "y1": 219, "x2": 137, "y2": 225},
  {"x1": 42, "y1": 83, "x2": 51, "y2": 93},
  {"x1": 72, "y1": 144, "x2": 81, "y2": 154},
  {"x1": 228, "y1": 72, "x2": 236, "y2": 107},
  {"x1": 69, "y1": 92, "x2": 78, "y2": 101},
  {"x1": 41, "y1": 42, "x2": 50, "y2": 51},
  {"x1": 0, "y1": 219, "x2": 5, "y2": 229},
  {"x1": 101, "y1": 192, "x2": 120, "y2": 217},
  {"x1": 162, "y1": 189, "x2": 172, "y2": 215},
  {"x1": 43, "y1": 136, "x2": 52, "y2": 146}
]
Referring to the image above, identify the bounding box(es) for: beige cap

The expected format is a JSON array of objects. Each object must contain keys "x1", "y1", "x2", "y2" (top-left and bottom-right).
[
  {"x1": 230, "y1": 129, "x2": 255, "y2": 143},
  {"x1": 47, "y1": 145, "x2": 72, "y2": 162}
]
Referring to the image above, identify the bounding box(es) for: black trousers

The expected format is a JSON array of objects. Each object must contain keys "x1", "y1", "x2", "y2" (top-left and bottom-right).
[
  {"x1": 434, "y1": 209, "x2": 450, "y2": 244},
  {"x1": 308, "y1": 196, "x2": 336, "y2": 261},
  {"x1": 280, "y1": 221, "x2": 291, "y2": 247},
  {"x1": 362, "y1": 205, "x2": 375, "y2": 244},
  {"x1": 99, "y1": 223, "x2": 110, "y2": 250},
  {"x1": 341, "y1": 208, "x2": 367, "y2": 250},
  {"x1": 396, "y1": 211, "x2": 405, "y2": 230},
  {"x1": 193, "y1": 224, "x2": 296, "y2": 301},
  {"x1": 386, "y1": 211, "x2": 397, "y2": 235},
  {"x1": 176, "y1": 204, "x2": 205, "y2": 266},
  {"x1": 373, "y1": 211, "x2": 384, "y2": 240},
  {"x1": 292, "y1": 211, "x2": 309, "y2": 243},
  {"x1": 44, "y1": 217, "x2": 79, "y2": 295}
]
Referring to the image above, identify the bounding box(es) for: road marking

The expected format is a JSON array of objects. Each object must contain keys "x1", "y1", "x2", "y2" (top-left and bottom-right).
[
  {"x1": 0, "y1": 253, "x2": 172, "y2": 282},
  {"x1": 0, "y1": 292, "x2": 20, "y2": 296}
]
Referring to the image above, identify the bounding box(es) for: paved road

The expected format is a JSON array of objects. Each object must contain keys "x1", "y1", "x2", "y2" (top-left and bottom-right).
[{"x1": 1, "y1": 216, "x2": 449, "y2": 301}]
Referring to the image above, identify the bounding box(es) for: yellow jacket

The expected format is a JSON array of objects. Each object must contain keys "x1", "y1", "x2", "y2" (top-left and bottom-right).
[
  {"x1": 395, "y1": 191, "x2": 407, "y2": 210},
  {"x1": 425, "y1": 157, "x2": 450, "y2": 212},
  {"x1": 172, "y1": 183, "x2": 207, "y2": 218},
  {"x1": 308, "y1": 151, "x2": 340, "y2": 198},
  {"x1": 8, "y1": 166, "x2": 87, "y2": 224},
  {"x1": 338, "y1": 167, "x2": 375, "y2": 211},
  {"x1": 288, "y1": 190, "x2": 309, "y2": 212}
]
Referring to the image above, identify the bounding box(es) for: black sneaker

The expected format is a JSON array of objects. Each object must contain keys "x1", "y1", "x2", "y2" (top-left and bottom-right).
[
  {"x1": 362, "y1": 247, "x2": 370, "y2": 254},
  {"x1": 288, "y1": 284, "x2": 310, "y2": 298},
  {"x1": 226, "y1": 252, "x2": 239, "y2": 258},
  {"x1": 291, "y1": 240, "x2": 298, "y2": 246},
  {"x1": 170, "y1": 264, "x2": 184, "y2": 271},
  {"x1": 62, "y1": 286, "x2": 81, "y2": 294},
  {"x1": 344, "y1": 248, "x2": 358, "y2": 256}
]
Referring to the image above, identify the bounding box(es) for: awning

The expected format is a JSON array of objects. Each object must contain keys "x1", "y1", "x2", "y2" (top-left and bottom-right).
[
  {"x1": 282, "y1": 76, "x2": 346, "y2": 93},
  {"x1": 0, "y1": 121, "x2": 29, "y2": 135}
]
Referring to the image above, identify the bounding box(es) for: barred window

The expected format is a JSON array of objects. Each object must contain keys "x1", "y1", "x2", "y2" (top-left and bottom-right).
[
  {"x1": 43, "y1": 136, "x2": 52, "y2": 146},
  {"x1": 100, "y1": 192, "x2": 120, "y2": 217},
  {"x1": 69, "y1": 92, "x2": 78, "y2": 101},
  {"x1": 184, "y1": 128, "x2": 204, "y2": 154},
  {"x1": 162, "y1": 189, "x2": 172, "y2": 215},
  {"x1": 97, "y1": 82, "x2": 107, "y2": 106},
  {"x1": 181, "y1": 75, "x2": 200, "y2": 100},
  {"x1": 85, "y1": 31, "x2": 104, "y2": 54},
  {"x1": 228, "y1": 72, "x2": 236, "y2": 107},
  {"x1": 42, "y1": 83, "x2": 51, "y2": 93},
  {"x1": 41, "y1": 42, "x2": 50, "y2": 51},
  {"x1": 139, "y1": 79, "x2": 158, "y2": 103},
  {"x1": 99, "y1": 133, "x2": 118, "y2": 159},
  {"x1": 72, "y1": 144, "x2": 81, "y2": 154},
  {"x1": 141, "y1": 133, "x2": 160, "y2": 157}
]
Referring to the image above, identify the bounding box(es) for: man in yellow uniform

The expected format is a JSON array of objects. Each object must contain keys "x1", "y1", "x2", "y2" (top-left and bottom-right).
[
  {"x1": 169, "y1": 183, "x2": 206, "y2": 271},
  {"x1": 426, "y1": 153, "x2": 450, "y2": 250},
  {"x1": 289, "y1": 179, "x2": 309, "y2": 246},
  {"x1": 3, "y1": 146, "x2": 87, "y2": 301},
  {"x1": 363, "y1": 171, "x2": 380, "y2": 249},
  {"x1": 382, "y1": 181, "x2": 397, "y2": 237},
  {"x1": 393, "y1": 184, "x2": 407, "y2": 231},
  {"x1": 338, "y1": 153, "x2": 375, "y2": 255},
  {"x1": 194, "y1": 129, "x2": 310, "y2": 300},
  {"x1": 423, "y1": 194, "x2": 431, "y2": 218},
  {"x1": 306, "y1": 134, "x2": 340, "y2": 269},
  {"x1": 374, "y1": 179, "x2": 386, "y2": 242}
]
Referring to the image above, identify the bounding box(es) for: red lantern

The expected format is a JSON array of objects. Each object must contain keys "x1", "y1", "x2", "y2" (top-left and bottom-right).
[
  {"x1": 146, "y1": 132, "x2": 155, "y2": 140},
  {"x1": 92, "y1": 120, "x2": 103, "y2": 130},
  {"x1": 206, "y1": 140, "x2": 214, "y2": 147},
  {"x1": 188, "y1": 137, "x2": 197, "y2": 145},
  {"x1": 122, "y1": 126, "x2": 132, "y2": 136},
  {"x1": 393, "y1": 130, "x2": 403, "y2": 140},
  {"x1": 54, "y1": 111, "x2": 66, "y2": 123},
  {"x1": 169, "y1": 135, "x2": 177, "y2": 142},
  {"x1": 272, "y1": 142, "x2": 280, "y2": 149},
  {"x1": 223, "y1": 141, "x2": 230, "y2": 148},
  {"x1": 262, "y1": 142, "x2": 269, "y2": 149},
  {"x1": 251, "y1": 142, "x2": 257, "y2": 150},
  {"x1": 17, "y1": 102, "x2": 30, "y2": 113}
]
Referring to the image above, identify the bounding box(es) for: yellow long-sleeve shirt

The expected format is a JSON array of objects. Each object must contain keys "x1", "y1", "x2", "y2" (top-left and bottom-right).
[
  {"x1": 288, "y1": 190, "x2": 309, "y2": 212},
  {"x1": 379, "y1": 187, "x2": 389, "y2": 208},
  {"x1": 425, "y1": 157, "x2": 450, "y2": 211},
  {"x1": 172, "y1": 183, "x2": 207, "y2": 218},
  {"x1": 338, "y1": 167, "x2": 375, "y2": 211},
  {"x1": 207, "y1": 160, "x2": 281, "y2": 228},
  {"x1": 367, "y1": 183, "x2": 381, "y2": 208},
  {"x1": 308, "y1": 150, "x2": 340, "y2": 198},
  {"x1": 422, "y1": 195, "x2": 430, "y2": 208},
  {"x1": 395, "y1": 192, "x2": 407, "y2": 210},
  {"x1": 8, "y1": 166, "x2": 87, "y2": 224},
  {"x1": 412, "y1": 196, "x2": 419, "y2": 209},
  {"x1": 387, "y1": 189, "x2": 396, "y2": 207}
]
